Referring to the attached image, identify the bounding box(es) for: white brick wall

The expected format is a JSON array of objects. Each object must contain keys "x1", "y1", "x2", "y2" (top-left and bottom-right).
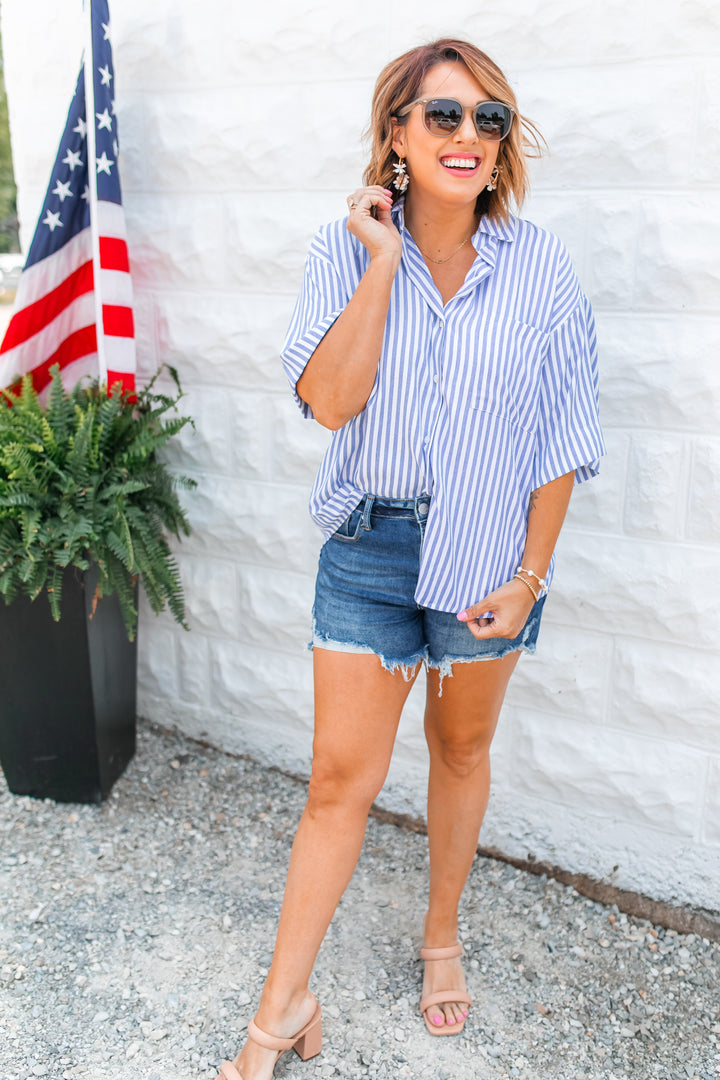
[{"x1": 3, "y1": 0, "x2": 719, "y2": 911}]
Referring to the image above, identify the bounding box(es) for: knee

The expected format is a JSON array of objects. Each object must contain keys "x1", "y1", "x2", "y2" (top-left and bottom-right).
[
  {"x1": 432, "y1": 737, "x2": 488, "y2": 778},
  {"x1": 307, "y1": 759, "x2": 385, "y2": 817}
]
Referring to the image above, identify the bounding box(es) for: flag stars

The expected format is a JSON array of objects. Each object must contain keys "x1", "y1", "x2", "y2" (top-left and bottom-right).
[
  {"x1": 73, "y1": 117, "x2": 88, "y2": 139},
  {"x1": 62, "y1": 148, "x2": 83, "y2": 171},
  {"x1": 98, "y1": 64, "x2": 112, "y2": 87},
  {"x1": 52, "y1": 180, "x2": 73, "y2": 202},
  {"x1": 43, "y1": 209, "x2": 63, "y2": 232},
  {"x1": 101, "y1": 22, "x2": 111, "y2": 40},
  {"x1": 81, "y1": 185, "x2": 90, "y2": 202},
  {"x1": 112, "y1": 139, "x2": 119, "y2": 156},
  {"x1": 96, "y1": 108, "x2": 113, "y2": 132},
  {"x1": 96, "y1": 152, "x2": 114, "y2": 175}
]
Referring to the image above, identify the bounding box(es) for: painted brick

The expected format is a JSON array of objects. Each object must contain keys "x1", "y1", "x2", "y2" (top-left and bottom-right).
[
  {"x1": 507, "y1": 623, "x2": 612, "y2": 724},
  {"x1": 623, "y1": 433, "x2": 690, "y2": 540},
  {"x1": 125, "y1": 194, "x2": 225, "y2": 290},
  {"x1": 113, "y1": 0, "x2": 226, "y2": 87},
  {"x1": 634, "y1": 195, "x2": 720, "y2": 312},
  {"x1": 209, "y1": 638, "x2": 314, "y2": 727},
  {"x1": 597, "y1": 314, "x2": 720, "y2": 435},
  {"x1": 222, "y1": 192, "x2": 351, "y2": 293},
  {"x1": 509, "y1": 711, "x2": 704, "y2": 836},
  {"x1": 236, "y1": 565, "x2": 315, "y2": 655},
  {"x1": 687, "y1": 439, "x2": 720, "y2": 543},
  {"x1": 182, "y1": 476, "x2": 321, "y2": 575},
  {"x1": 137, "y1": 624, "x2": 178, "y2": 700},
  {"x1": 525, "y1": 62, "x2": 693, "y2": 191},
  {"x1": 176, "y1": 555, "x2": 238, "y2": 638},
  {"x1": 153, "y1": 291, "x2": 293, "y2": 393},
  {"x1": 143, "y1": 85, "x2": 366, "y2": 194},
  {"x1": 168, "y1": 385, "x2": 234, "y2": 476},
  {"x1": 550, "y1": 534, "x2": 720, "y2": 647},
  {"x1": 563, "y1": 428, "x2": 629, "y2": 534},
  {"x1": 704, "y1": 759, "x2": 720, "y2": 846},
  {"x1": 611, "y1": 639, "x2": 720, "y2": 752},
  {"x1": 268, "y1": 396, "x2": 331, "y2": 488},
  {"x1": 176, "y1": 631, "x2": 212, "y2": 706}
]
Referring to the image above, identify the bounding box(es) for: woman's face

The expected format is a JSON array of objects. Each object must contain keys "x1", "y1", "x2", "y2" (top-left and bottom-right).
[{"x1": 391, "y1": 61, "x2": 501, "y2": 212}]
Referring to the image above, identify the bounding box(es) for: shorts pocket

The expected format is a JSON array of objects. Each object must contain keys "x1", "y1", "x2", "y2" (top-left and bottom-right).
[{"x1": 331, "y1": 506, "x2": 364, "y2": 543}]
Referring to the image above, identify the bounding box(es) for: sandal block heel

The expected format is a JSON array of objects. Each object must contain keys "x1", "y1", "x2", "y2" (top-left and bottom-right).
[{"x1": 293, "y1": 1012, "x2": 322, "y2": 1060}]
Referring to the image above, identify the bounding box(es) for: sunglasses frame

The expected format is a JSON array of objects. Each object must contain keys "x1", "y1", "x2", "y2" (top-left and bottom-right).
[{"x1": 394, "y1": 97, "x2": 516, "y2": 142}]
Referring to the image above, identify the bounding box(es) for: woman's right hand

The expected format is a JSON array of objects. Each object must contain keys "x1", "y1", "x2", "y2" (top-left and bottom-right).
[{"x1": 346, "y1": 186, "x2": 402, "y2": 266}]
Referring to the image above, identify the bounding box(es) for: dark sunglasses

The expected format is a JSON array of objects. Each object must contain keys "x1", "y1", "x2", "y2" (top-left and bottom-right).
[{"x1": 395, "y1": 97, "x2": 515, "y2": 142}]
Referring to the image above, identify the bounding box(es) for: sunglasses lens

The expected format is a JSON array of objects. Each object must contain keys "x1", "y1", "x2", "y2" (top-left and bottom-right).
[
  {"x1": 474, "y1": 103, "x2": 512, "y2": 141},
  {"x1": 423, "y1": 99, "x2": 463, "y2": 135}
]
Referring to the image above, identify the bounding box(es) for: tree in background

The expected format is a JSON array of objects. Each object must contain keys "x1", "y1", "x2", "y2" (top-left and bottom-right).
[{"x1": 0, "y1": 25, "x2": 19, "y2": 254}]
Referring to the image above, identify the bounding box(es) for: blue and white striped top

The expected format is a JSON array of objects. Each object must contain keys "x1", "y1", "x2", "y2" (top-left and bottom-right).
[{"x1": 282, "y1": 198, "x2": 605, "y2": 613}]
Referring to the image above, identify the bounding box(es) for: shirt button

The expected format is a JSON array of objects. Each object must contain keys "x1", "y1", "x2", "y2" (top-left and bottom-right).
[
  {"x1": 433, "y1": 375, "x2": 439, "y2": 383},
  {"x1": 418, "y1": 502, "x2": 430, "y2": 515}
]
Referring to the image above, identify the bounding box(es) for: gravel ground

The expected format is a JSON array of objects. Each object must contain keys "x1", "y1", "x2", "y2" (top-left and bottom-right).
[{"x1": 1, "y1": 720, "x2": 719, "y2": 1080}]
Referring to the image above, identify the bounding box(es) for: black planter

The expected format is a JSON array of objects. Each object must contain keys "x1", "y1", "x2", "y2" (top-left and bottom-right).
[{"x1": 0, "y1": 564, "x2": 137, "y2": 803}]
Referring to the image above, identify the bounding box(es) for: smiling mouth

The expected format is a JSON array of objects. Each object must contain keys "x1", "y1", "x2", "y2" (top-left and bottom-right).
[{"x1": 440, "y1": 156, "x2": 481, "y2": 172}]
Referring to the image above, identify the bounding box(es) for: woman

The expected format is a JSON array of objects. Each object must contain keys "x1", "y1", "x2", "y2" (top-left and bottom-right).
[{"x1": 216, "y1": 37, "x2": 604, "y2": 1080}]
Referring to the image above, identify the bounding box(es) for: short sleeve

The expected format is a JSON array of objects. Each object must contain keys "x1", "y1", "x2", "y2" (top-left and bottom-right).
[
  {"x1": 532, "y1": 292, "x2": 606, "y2": 489},
  {"x1": 281, "y1": 230, "x2": 350, "y2": 419}
]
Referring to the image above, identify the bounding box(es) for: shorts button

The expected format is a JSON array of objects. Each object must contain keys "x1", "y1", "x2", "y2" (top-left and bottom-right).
[{"x1": 418, "y1": 502, "x2": 430, "y2": 515}]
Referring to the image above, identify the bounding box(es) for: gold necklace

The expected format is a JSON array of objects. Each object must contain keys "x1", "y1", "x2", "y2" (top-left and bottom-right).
[{"x1": 409, "y1": 227, "x2": 476, "y2": 265}]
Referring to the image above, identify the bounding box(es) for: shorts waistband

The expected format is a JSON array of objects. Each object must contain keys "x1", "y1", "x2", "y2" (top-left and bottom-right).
[
  {"x1": 358, "y1": 494, "x2": 431, "y2": 511},
  {"x1": 356, "y1": 493, "x2": 431, "y2": 529}
]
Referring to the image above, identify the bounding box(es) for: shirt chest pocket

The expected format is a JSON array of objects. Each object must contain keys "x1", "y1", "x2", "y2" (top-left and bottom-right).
[{"x1": 470, "y1": 320, "x2": 549, "y2": 434}]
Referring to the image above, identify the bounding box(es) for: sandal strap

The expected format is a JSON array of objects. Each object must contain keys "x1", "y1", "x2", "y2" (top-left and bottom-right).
[
  {"x1": 420, "y1": 989, "x2": 473, "y2": 1013},
  {"x1": 247, "y1": 1001, "x2": 321, "y2": 1052},
  {"x1": 420, "y1": 942, "x2": 462, "y2": 961},
  {"x1": 216, "y1": 1063, "x2": 245, "y2": 1080}
]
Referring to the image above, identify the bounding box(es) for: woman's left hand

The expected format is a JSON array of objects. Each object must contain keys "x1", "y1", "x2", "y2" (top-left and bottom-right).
[{"x1": 457, "y1": 579, "x2": 536, "y2": 640}]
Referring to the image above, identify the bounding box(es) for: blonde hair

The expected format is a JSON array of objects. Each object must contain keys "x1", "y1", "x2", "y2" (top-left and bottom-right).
[{"x1": 363, "y1": 39, "x2": 544, "y2": 223}]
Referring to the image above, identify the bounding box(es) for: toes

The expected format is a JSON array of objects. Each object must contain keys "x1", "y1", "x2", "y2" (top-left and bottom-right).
[{"x1": 441, "y1": 1005, "x2": 456, "y2": 1026}]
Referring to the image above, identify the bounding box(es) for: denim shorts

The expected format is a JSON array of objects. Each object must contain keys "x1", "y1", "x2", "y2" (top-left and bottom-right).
[{"x1": 312, "y1": 494, "x2": 545, "y2": 680}]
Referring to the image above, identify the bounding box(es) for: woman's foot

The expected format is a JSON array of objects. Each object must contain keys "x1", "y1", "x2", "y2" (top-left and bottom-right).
[
  {"x1": 231, "y1": 990, "x2": 319, "y2": 1080},
  {"x1": 420, "y1": 914, "x2": 472, "y2": 1033},
  {"x1": 421, "y1": 946, "x2": 470, "y2": 1029}
]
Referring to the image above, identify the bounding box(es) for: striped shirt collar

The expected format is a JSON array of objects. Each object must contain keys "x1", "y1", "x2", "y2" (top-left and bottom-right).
[{"x1": 391, "y1": 197, "x2": 517, "y2": 316}]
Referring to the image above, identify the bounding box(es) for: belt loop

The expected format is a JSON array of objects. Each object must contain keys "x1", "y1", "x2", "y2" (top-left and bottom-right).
[
  {"x1": 414, "y1": 493, "x2": 430, "y2": 525},
  {"x1": 361, "y1": 494, "x2": 374, "y2": 530}
]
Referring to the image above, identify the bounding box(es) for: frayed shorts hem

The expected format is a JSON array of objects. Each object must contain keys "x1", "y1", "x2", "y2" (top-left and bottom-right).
[{"x1": 310, "y1": 626, "x2": 538, "y2": 693}]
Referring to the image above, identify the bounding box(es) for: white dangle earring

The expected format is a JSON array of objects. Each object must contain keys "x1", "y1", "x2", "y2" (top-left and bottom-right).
[
  {"x1": 392, "y1": 157, "x2": 409, "y2": 192},
  {"x1": 486, "y1": 165, "x2": 500, "y2": 192}
]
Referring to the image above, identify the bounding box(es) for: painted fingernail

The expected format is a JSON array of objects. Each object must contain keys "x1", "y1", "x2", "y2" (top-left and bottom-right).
[{"x1": 457, "y1": 610, "x2": 467, "y2": 621}]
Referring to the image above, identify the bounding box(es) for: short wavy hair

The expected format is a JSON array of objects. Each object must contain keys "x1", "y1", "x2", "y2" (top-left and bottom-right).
[{"x1": 363, "y1": 39, "x2": 544, "y2": 223}]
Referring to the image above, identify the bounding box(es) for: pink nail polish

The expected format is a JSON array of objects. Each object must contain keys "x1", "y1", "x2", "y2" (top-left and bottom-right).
[
  {"x1": 433, "y1": 1015, "x2": 442, "y2": 1024},
  {"x1": 457, "y1": 610, "x2": 467, "y2": 621}
]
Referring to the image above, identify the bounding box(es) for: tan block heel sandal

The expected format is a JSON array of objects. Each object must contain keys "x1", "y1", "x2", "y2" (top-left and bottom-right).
[
  {"x1": 419, "y1": 942, "x2": 473, "y2": 1037},
  {"x1": 215, "y1": 1000, "x2": 322, "y2": 1079}
]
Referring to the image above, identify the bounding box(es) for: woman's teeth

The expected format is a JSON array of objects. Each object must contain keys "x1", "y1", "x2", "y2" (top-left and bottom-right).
[{"x1": 441, "y1": 157, "x2": 478, "y2": 169}]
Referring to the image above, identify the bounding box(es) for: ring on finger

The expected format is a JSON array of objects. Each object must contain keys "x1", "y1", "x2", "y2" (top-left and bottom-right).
[{"x1": 348, "y1": 199, "x2": 358, "y2": 209}]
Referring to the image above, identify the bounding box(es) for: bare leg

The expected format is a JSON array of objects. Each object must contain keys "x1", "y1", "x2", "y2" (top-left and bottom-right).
[
  {"x1": 421, "y1": 652, "x2": 520, "y2": 1029},
  {"x1": 233, "y1": 649, "x2": 419, "y2": 1080}
]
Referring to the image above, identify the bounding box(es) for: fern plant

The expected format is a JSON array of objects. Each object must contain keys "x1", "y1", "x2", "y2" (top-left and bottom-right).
[{"x1": 0, "y1": 364, "x2": 196, "y2": 640}]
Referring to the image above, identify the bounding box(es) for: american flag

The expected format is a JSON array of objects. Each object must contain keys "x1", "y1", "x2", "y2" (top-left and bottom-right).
[{"x1": 0, "y1": 0, "x2": 135, "y2": 395}]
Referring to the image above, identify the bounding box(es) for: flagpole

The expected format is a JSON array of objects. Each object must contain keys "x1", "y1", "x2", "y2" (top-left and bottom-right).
[{"x1": 83, "y1": 0, "x2": 108, "y2": 384}]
